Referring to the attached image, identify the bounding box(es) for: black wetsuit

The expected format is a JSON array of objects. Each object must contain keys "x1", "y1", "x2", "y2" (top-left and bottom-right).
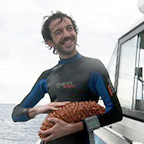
[{"x1": 12, "y1": 53, "x2": 122, "y2": 144}]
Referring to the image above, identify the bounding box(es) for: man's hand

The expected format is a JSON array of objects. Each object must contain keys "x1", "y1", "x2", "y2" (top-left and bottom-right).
[
  {"x1": 39, "y1": 118, "x2": 84, "y2": 143},
  {"x1": 28, "y1": 101, "x2": 69, "y2": 118},
  {"x1": 40, "y1": 118, "x2": 72, "y2": 142},
  {"x1": 37, "y1": 101, "x2": 70, "y2": 114}
]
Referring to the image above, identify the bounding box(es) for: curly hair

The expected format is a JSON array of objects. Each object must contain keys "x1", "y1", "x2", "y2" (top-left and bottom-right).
[{"x1": 41, "y1": 11, "x2": 78, "y2": 54}]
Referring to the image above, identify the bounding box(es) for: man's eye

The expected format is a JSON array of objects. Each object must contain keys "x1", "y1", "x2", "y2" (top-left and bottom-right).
[
  {"x1": 54, "y1": 30, "x2": 62, "y2": 36},
  {"x1": 67, "y1": 26, "x2": 74, "y2": 31}
]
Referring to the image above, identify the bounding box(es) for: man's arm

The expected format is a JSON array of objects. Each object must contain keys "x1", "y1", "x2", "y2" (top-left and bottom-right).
[
  {"x1": 84, "y1": 60, "x2": 122, "y2": 133},
  {"x1": 12, "y1": 71, "x2": 49, "y2": 122},
  {"x1": 27, "y1": 101, "x2": 70, "y2": 118}
]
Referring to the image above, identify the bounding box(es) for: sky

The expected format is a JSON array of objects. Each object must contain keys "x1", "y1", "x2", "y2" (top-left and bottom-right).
[{"x1": 0, "y1": 0, "x2": 143, "y2": 104}]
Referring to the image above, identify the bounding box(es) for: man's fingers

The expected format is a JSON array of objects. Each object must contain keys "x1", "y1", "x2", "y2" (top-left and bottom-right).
[
  {"x1": 48, "y1": 107, "x2": 58, "y2": 111},
  {"x1": 39, "y1": 118, "x2": 59, "y2": 135},
  {"x1": 47, "y1": 117, "x2": 59, "y2": 123},
  {"x1": 50, "y1": 101, "x2": 70, "y2": 107},
  {"x1": 39, "y1": 128, "x2": 52, "y2": 135},
  {"x1": 41, "y1": 133, "x2": 55, "y2": 142},
  {"x1": 40, "y1": 126, "x2": 57, "y2": 142}
]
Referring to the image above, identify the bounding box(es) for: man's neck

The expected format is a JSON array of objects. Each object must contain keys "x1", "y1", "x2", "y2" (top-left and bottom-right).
[{"x1": 59, "y1": 52, "x2": 82, "y2": 64}]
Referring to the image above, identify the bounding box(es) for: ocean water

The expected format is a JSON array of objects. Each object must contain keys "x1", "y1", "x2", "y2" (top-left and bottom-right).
[{"x1": 0, "y1": 104, "x2": 46, "y2": 144}]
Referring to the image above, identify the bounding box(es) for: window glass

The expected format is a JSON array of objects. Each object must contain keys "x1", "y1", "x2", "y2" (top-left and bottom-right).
[
  {"x1": 136, "y1": 48, "x2": 144, "y2": 100},
  {"x1": 117, "y1": 36, "x2": 138, "y2": 109}
]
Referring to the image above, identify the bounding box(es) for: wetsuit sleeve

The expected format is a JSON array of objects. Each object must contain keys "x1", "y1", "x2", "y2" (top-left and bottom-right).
[
  {"x1": 84, "y1": 60, "x2": 122, "y2": 132},
  {"x1": 12, "y1": 70, "x2": 49, "y2": 122}
]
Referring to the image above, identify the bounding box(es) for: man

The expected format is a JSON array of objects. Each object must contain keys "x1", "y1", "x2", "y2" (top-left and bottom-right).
[{"x1": 12, "y1": 11, "x2": 122, "y2": 144}]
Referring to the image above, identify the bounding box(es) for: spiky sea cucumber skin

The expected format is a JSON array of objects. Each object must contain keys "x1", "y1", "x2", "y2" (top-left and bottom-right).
[{"x1": 39, "y1": 101, "x2": 105, "y2": 138}]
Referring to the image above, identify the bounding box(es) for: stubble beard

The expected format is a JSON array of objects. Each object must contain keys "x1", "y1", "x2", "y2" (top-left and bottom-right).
[{"x1": 54, "y1": 36, "x2": 77, "y2": 56}]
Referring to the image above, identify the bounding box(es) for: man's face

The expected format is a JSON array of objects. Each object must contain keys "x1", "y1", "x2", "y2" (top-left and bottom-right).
[{"x1": 48, "y1": 17, "x2": 77, "y2": 57}]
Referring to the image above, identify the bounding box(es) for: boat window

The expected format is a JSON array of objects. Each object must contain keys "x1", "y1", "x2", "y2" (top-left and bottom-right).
[
  {"x1": 116, "y1": 36, "x2": 138, "y2": 109},
  {"x1": 136, "y1": 52, "x2": 144, "y2": 100},
  {"x1": 134, "y1": 33, "x2": 144, "y2": 111},
  {"x1": 114, "y1": 23, "x2": 144, "y2": 120},
  {"x1": 136, "y1": 33, "x2": 144, "y2": 100}
]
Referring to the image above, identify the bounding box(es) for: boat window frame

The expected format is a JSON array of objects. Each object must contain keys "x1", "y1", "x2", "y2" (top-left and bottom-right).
[{"x1": 114, "y1": 21, "x2": 144, "y2": 122}]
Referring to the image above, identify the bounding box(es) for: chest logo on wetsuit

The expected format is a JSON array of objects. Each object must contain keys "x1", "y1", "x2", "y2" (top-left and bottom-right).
[{"x1": 56, "y1": 81, "x2": 75, "y2": 89}]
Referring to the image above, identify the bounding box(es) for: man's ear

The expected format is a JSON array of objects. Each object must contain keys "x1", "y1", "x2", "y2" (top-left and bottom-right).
[{"x1": 46, "y1": 40, "x2": 54, "y2": 47}]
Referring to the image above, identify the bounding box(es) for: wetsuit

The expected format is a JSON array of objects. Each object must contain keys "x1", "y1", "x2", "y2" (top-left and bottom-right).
[{"x1": 12, "y1": 53, "x2": 122, "y2": 144}]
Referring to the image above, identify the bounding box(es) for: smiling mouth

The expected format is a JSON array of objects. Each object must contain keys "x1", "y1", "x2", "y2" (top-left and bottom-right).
[
  {"x1": 63, "y1": 39, "x2": 73, "y2": 45},
  {"x1": 60, "y1": 37, "x2": 74, "y2": 45}
]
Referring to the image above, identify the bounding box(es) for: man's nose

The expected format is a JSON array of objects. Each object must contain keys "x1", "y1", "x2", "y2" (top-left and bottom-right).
[{"x1": 63, "y1": 29, "x2": 70, "y2": 37}]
